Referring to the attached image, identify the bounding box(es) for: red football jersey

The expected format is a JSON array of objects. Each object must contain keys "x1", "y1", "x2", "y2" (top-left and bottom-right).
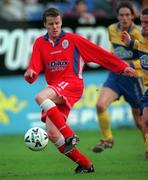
[
  {"x1": 28, "y1": 30, "x2": 128, "y2": 86},
  {"x1": 27, "y1": 31, "x2": 129, "y2": 119}
]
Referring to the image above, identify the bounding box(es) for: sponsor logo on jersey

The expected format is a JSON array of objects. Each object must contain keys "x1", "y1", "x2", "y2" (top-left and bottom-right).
[
  {"x1": 140, "y1": 55, "x2": 148, "y2": 70},
  {"x1": 114, "y1": 47, "x2": 133, "y2": 59},
  {"x1": 45, "y1": 60, "x2": 68, "y2": 72},
  {"x1": 62, "y1": 40, "x2": 69, "y2": 49}
]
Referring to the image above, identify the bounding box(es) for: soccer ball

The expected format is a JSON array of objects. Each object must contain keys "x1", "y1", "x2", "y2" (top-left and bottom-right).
[{"x1": 24, "y1": 127, "x2": 48, "y2": 151}]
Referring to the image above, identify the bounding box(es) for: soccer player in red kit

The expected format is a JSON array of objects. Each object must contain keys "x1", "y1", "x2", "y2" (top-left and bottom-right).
[{"x1": 24, "y1": 8, "x2": 136, "y2": 173}]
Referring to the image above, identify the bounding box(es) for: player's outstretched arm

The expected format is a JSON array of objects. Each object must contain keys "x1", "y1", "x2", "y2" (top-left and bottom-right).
[
  {"x1": 121, "y1": 66, "x2": 137, "y2": 77},
  {"x1": 24, "y1": 68, "x2": 38, "y2": 83}
]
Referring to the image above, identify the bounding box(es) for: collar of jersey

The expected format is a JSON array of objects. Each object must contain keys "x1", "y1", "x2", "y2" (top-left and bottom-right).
[
  {"x1": 44, "y1": 30, "x2": 66, "y2": 46},
  {"x1": 116, "y1": 22, "x2": 133, "y2": 33}
]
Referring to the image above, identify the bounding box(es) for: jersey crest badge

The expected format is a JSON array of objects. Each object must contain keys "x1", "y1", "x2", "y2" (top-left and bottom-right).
[{"x1": 62, "y1": 40, "x2": 69, "y2": 49}]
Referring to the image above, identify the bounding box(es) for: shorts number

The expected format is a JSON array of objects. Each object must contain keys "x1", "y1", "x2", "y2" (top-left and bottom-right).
[{"x1": 58, "y1": 82, "x2": 69, "y2": 89}]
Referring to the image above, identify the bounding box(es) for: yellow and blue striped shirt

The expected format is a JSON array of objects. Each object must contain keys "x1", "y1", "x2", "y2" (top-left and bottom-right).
[
  {"x1": 108, "y1": 22, "x2": 143, "y2": 77},
  {"x1": 130, "y1": 35, "x2": 148, "y2": 87}
]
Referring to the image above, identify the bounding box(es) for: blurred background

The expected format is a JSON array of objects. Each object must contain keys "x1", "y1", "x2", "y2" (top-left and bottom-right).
[{"x1": 0, "y1": 0, "x2": 147, "y2": 135}]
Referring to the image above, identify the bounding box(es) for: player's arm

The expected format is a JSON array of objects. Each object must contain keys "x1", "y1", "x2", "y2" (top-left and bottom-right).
[
  {"x1": 74, "y1": 34, "x2": 137, "y2": 77},
  {"x1": 24, "y1": 38, "x2": 43, "y2": 83}
]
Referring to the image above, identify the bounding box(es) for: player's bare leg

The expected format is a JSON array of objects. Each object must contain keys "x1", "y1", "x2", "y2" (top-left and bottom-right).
[
  {"x1": 92, "y1": 87, "x2": 118, "y2": 153},
  {"x1": 142, "y1": 107, "x2": 148, "y2": 159},
  {"x1": 132, "y1": 108, "x2": 145, "y2": 140}
]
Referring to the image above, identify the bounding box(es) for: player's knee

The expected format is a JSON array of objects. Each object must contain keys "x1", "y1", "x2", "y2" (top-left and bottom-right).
[
  {"x1": 35, "y1": 96, "x2": 56, "y2": 112},
  {"x1": 135, "y1": 121, "x2": 142, "y2": 130},
  {"x1": 35, "y1": 93, "x2": 45, "y2": 105},
  {"x1": 96, "y1": 101, "x2": 106, "y2": 113}
]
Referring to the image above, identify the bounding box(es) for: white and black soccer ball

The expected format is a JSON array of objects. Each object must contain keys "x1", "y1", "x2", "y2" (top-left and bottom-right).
[{"x1": 24, "y1": 127, "x2": 48, "y2": 151}]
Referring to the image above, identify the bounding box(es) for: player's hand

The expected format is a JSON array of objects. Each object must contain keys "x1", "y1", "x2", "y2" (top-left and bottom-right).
[
  {"x1": 122, "y1": 67, "x2": 137, "y2": 77},
  {"x1": 24, "y1": 68, "x2": 37, "y2": 83},
  {"x1": 121, "y1": 31, "x2": 131, "y2": 45}
]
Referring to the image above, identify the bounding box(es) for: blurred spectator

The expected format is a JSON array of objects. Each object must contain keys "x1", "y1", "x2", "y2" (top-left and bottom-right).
[
  {"x1": 85, "y1": 0, "x2": 95, "y2": 12},
  {"x1": 0, "y1": 0, "x2": 25, "y2": 21},
  {"x1": 0, "y1": 0, "x2": 144, "y2": 22},
  {"x1": 74, "y1": 0, "x2": 96, "y2": 24},
  {"x1": 93, "y1": 0, "x2": 118, "y2": 18},
  {"x1": 45, "y1": 0, "x2": 71, "y2": 14},
  {"x1": 65, "y1": 0, "x2": 96, "y2": 24},
  {"x1": 24, "y1": 0, "x2": 44, "y2": 21},
  {"x1": 131, "y1": 0, "x2": 142, "y2": 17}
]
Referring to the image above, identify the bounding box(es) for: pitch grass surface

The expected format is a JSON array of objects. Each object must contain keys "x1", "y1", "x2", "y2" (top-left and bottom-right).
[{"x1": 0, "y1": 128, "x2": 148, "y2": 180}]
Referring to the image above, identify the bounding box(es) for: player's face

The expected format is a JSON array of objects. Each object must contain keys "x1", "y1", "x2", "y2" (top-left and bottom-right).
[
  {"x1": 44, "y1": 15, "x2": 62, "y2": 40},
  {"x1": 117, "y1": 7, "x2": 134, "y2": 31},
  {"x1": 140, "y1": 14, "x2": 148, "y2": 36}
]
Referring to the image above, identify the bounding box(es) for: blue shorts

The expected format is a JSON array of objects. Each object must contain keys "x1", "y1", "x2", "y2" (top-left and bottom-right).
[
  {"x1": 140, "y1": 89, "x2": 148, "y2": 113},
  {"x1": 103, "y1": 72, "x2": 143, "y2": 108}
]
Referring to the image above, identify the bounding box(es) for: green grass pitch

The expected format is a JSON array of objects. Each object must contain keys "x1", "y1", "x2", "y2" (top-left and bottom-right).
[{"x1": 0, "y1": 128, "x2": 148, "y2": 180}]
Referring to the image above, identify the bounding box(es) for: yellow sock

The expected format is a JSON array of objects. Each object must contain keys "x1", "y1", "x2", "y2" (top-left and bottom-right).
[{"x1": 97, "y1": 111, "x2": 113, "y2": 141}]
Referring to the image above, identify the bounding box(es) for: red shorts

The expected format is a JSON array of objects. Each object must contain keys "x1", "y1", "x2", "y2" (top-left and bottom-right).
[{"x1": 41, "y1": 80, "x2": 84, "y2": 122}]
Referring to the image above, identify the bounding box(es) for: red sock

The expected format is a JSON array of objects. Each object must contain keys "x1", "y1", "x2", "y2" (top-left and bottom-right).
[
  {"x1": 58, "y1": 144, "x2": 92, "y2": 167},
  {"x1": 47, "y1": 107, "x2": 74, "y2": 138}
]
